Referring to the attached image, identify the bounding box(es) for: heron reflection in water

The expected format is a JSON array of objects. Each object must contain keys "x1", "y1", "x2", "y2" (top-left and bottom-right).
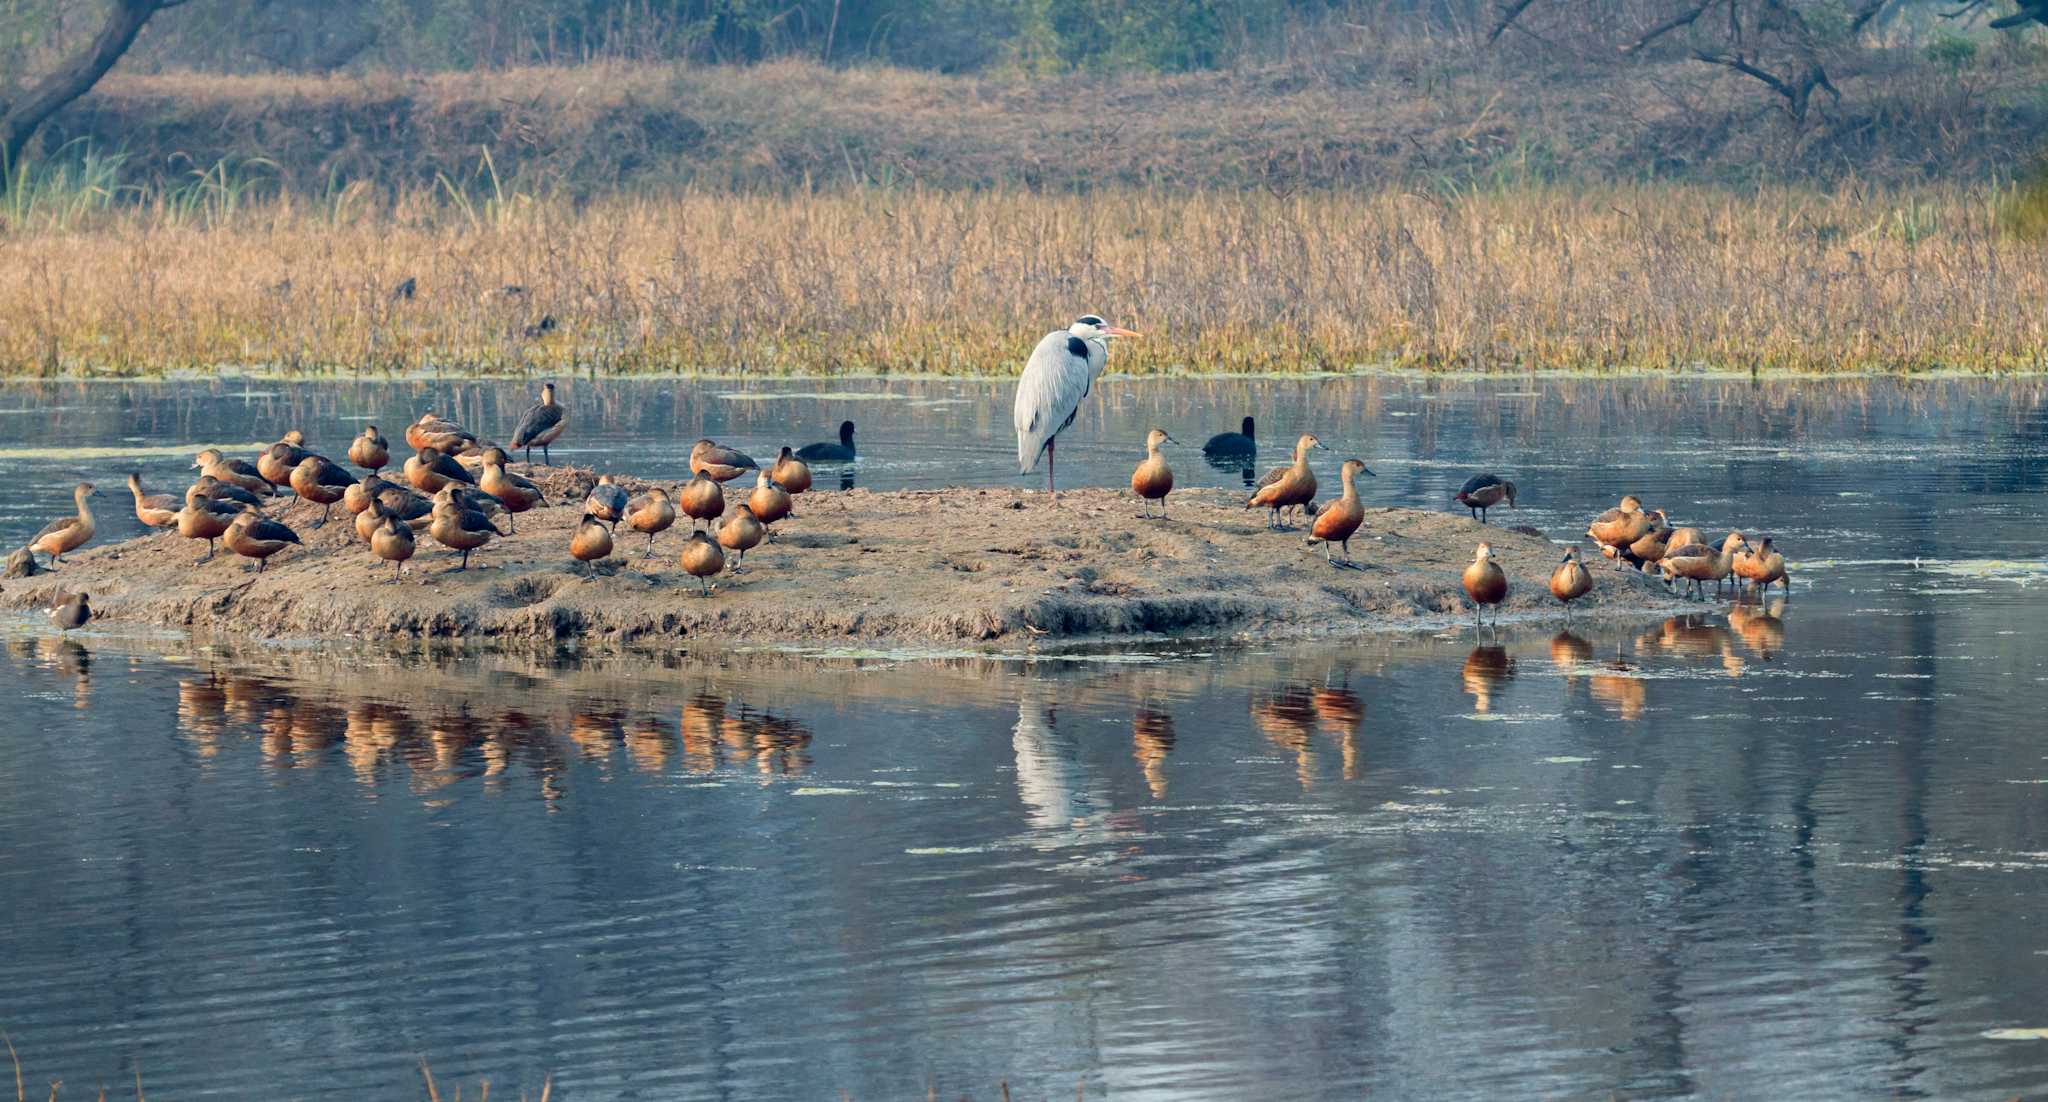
[{"x1": 1011, "y1": 682, "x2": 1105, "y2": 837}]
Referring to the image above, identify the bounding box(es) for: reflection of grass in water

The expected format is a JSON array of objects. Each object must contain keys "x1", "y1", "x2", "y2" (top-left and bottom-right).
[{"x1": 0, "y1": 442, "x2": 266, "y2": 460}]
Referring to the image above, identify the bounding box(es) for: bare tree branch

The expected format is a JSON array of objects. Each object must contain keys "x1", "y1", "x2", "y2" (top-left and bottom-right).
[
  {"x1": 1486, "y1": 0, "x2": 1538, "y2": 44},
  {"x1": 1848, "y1": 0, "x2": 1891, "y2": 31},
  {"x1": 1621, "y1": 1, "x2": 1714, "y2": 55},
  {"x1": 1, "y1": 0, "x2": 185, "y2": 190}
]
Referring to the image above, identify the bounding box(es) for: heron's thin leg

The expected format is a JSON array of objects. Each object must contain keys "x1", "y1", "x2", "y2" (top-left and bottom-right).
[{"x1": 1046, "y1": 438, "x2": 1057, "y2": 500}]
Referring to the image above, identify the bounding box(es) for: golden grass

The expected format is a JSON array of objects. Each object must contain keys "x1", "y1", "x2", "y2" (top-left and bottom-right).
[{"x1": 1, "y1": 184, "x2": 2042, "y2": 376}]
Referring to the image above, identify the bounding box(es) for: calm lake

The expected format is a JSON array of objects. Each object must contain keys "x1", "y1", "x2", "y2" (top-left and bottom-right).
[{"x1": 4, "y1": 374, "x2": 2048, "y2": 1100}]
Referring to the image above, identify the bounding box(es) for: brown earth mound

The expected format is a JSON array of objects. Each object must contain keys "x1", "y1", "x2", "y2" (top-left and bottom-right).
[{"x1": 1, "y1": 466, "x2": 1687, "y2": 648}]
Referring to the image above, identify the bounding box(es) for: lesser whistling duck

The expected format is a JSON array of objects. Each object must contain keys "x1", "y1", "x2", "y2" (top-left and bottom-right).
[
  {"x1": 585, "y1": 475, "x2": 629, "y2": 526},
  {"x1": 770, "y1": 446, "x2": 813, "y2": 499},
  {"x1": 405, "y1": 446, "x2": 478, "y2": 494},
  {"x1": 176, "y1": 497, "x2": 238, "y2": 562},
  {"x1": 747, "y1": 471, "x2": 792, "y2": 530},
  {"x1": 625, "y1": 487, "x2": 677, "y2": 555},
  {"x1": 1248, "y1": 434, "x2": 1325, "y2": 530},
  {"x1": 509, "y1": 381, "x2": 567, "y2": 465},
  {"x1": 1306, "y1": 458, "x2": 1372, "y2": 568},
  {"x1": 1660, "y1": 534, "x2": 1748, "y2": 600},
  {"x1": 1734, "y1": 536, "x2": 1789, "y2": 596},
  {"x1": 191, "y1": 475, "x2": 265, "y2": 510},
  {"x1": 290, "y1": 456, "x2": 356, "y2": 526},
  {"x1": 30, "y1": 482, "x2": 99, "y2": 567},
  {"x1": 1130, "y1": 428, "x2": 1177, "y2": 519},
  {"x1": 369, "y1": 507, "x2": 414, "y2": 581},
  {"x1": 479, "y1": 448, "x2": 546, "y2": 532},
  {"x1": 690, "y1": 439, "x2": 758, "y2": 483},
  {"x1": 1548, "y1": 546, "x2": 1594, "y2": 623},
  {"x1": 717, "y1": 504, "x2": 765, "y2": 573},
  {"x1": 1587, "y1": 496, "x2": 1653, "y2": 567},
  {"x1": 374, "y1": 484, "x2": 435, "y2": 531},
  {"x1": 795, "y1": 421, "x2": 856, "y2": 463},
  {"x1": 680, "y1": 531, "x2": 726, "y2": 596},
  {"x1": 194, "y1": 449, "x2": 273, "y2": 498},
  {"x1": 48, "y1": 592, "x2": 90, "y2": 632},
  {"x1": 1454, "y1": 474, "x2": 1516, "y2": 524},
  {"x1": 223, "y1": 506, "x2": 302, "y2": 572},
  {"x1": 406, "y1": 412, "x2": 479, "y2": 455},
  {"x1": 349, "y1": 426, "x2": 390, "y2": 472},
  {"x1": 1624, "y1": 511, "x2": 1675, "y2": 567},
  {"x1": 570, "y1": 513, "x2": 614, "y2": 575},
  {"x1": 345, "y1": 473, "x2": 395, "y2": 517},
  {"x1": 257, "y1": 436, "x2": 315, "y2": 489},
  {"x1": 1203, "y1": 415, "x2": 1256, "y2": 457},
  {"x1": 127, "y1": 472, "x2": 178, "y2": 530},
  {"x1": 1462, "y1": 541, "x2": 1509, "y2": 626},
  {"x1": 429, "y1": 485, "x2": 500, "y2": 570},
  {"x1": 679, "y1": 473, "x2": 724, "y2": 532}
]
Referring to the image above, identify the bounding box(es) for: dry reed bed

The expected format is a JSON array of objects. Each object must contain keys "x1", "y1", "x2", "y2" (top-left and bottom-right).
[{"x1": 1, "y1": 186, "x2": 2040, "y2": 376}]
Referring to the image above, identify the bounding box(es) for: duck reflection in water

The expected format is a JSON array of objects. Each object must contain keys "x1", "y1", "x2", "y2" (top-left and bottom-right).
[
  {"x1": 1461, "y1": 645, "x2": 1515, "y2": 714},
  {"x1": 34, "y1": 637, "x2": 92, "y2": 709},
  {"x1": 1729, "y1": 596, "x2": 1788, "y2": 660},
  {"x1": 1251, "y1": 684, "x2": 1321, "y2": 789},
  {"x1": 1642, "y1": 614, "x2": 1743, "y2": 677},
  {"x1": 1312, "y1": 684, "x2": 1364, "y2": 780},
  {"x1": 177, "y1": 674, "x2": 228, "y2": 755},
  {"x1": 1132, "y1": 707, "x2": 1176, "y2": 799}
]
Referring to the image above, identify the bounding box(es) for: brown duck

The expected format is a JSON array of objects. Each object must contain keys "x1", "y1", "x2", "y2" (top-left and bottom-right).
[
  {"x1": 479, "y1": 448, "x2": 546, "y2": 532},
  {"x1": 625, "y1": 486, "x2": 677, "y2": 555},
  {"x1": 406, "y1": 411, "x2": 479, "y2": 455},
  {"x1": 1247, "y1": 433, "x2": 1325, "y2": 530},
  {"x1": 405, "y1": 446, "x2": 478, "y2": 494},
  {"x1": 223, "y1": 506, "x2": 302, "y2": 572},
  {"x1": 770, "y1": 447, "x2": 813, "y2": 499},
  {"x1": 257, "y1": 435, "x2": 316, "y2": 489},
  {"x1": 127, "y1": 472, "x2": 178, "y2": 530},
  {"x1": 193, "y1": 449, "x2": 274, "y2": 498},
  {"x1": 191, "y1": 474, "x2": 266, "y2": 510},
  {"x1": 585, "y1": 475, "x2": 629, "y2": 525},
  {"x1": 1453, "y1": 474, "x2": 1516, "y2": 524},
  {"x1": 429, "y1": 485, "x2": 501, "y2": 570},
  {"x1": 1130, "y1": 428, "x2": 1177, "y2": 519},
  {"x1": 747, "y1": 471, "x2": 792, "y2": 530},
  {"x1": 690, "y1": 439, "x2": 759, "y2": 483},
  {"x1": 290, "y1": 456, "x2": 356, "y2": 526},
  {"x1": 1462, "y1": 541, "x2": 1508, "y2": 626},
  {"x1": 679, "y1": 473, "x2": 724, "y2": 532},
  {"x1": 369, "y1": 506, "x2": 415, "y2": 581},
  {"x1": 570, "y1": 513, "x2": 614, "y2": 575},
  {"x1": 344, "y1": 473, "x2": 396, "y2": 517},
  {"x1": 1733, "y1": 536, "x2": 1789, "y2": 596},
  {"x1": 30, "y1": 482, "x2": 100, "y2": 567},
  {"x1": 1660, "y1": 534, "x2": 1748, "y2": 600},
  {"x1": 176, "y1": 497, "x2": 239, "y2": 562},
  {"x1": 1305, "y1": 459, "x2": 1371, "y2": 568},
  {"x1": 509, "y1": 381, "x2": 567, "y2": 465},
  {"x1": 717, "y1": 504, "x2": 766, "y2": 573},
  {"x1": 1587, "y1": 496, "x2": 1653, "y2": 567},
  {"x1": 1548, "y1": 546, "x2": 1593, "y2": 623},
  {"x1": 349, "y1": 426, "x2": 391, "y2": 472},
  {"x1": 680, "y1": 531, "x2": 727, "y2": 595}
]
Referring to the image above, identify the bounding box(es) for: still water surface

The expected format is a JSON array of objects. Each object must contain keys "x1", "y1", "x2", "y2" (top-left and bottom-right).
[{"x1": 3, "y1": 375, "x2": 2048, "y2": 1099}]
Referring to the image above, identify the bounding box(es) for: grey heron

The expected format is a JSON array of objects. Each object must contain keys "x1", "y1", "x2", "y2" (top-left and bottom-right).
[{"x1": 1013, "y1": 314, "x2": 1140, "y2": 497}]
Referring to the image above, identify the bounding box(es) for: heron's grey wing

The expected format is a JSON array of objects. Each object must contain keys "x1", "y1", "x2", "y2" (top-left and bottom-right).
[{"x1": 1013, "y1": 331, "x2": 1093, "y2": 473}]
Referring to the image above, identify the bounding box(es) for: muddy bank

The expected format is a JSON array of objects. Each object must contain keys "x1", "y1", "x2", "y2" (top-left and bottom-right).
[{"x1": 0, "y1": 467, "x2": 1687, "y2": 647}]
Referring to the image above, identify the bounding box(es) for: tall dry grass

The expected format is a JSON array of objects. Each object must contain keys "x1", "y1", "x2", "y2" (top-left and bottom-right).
[{"x1": 1, "y1": 184, "x2": 2042, "y2": 376}]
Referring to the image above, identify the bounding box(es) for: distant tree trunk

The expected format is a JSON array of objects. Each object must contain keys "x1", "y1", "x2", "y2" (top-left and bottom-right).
[{"x1": 0, "y1": 0, "x2": 187, "y2": 193}]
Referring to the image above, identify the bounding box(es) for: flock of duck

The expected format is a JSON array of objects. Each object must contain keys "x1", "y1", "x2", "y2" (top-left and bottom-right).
[{"x1": 16, "y1": 309, "x2": 1791, "y2": 633}]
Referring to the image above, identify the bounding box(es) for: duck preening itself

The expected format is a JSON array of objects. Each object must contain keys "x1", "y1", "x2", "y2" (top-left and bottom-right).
[
  {"x1": 1454, "y1": 474, "x2": 1516, "y2": 524},
  {"x1": 585, "y1": 475, "x2": 629, "y2": 526},
  {"x1": 1130, "y1": 428, "x2": 1177, "y2": 519},
  {"x1": 509, "y1": 381, "x2": 567, "y2": 465},
  {"x1": 1734, "y1": 536, "x2": 1790, "y2": 596},
  {"x1": 1013, "y1": 314, "x2": 1139, "y2": 498},
  {"x1": 747, "y1": 471, "x2": 793, "y2": 534},
  {"x1": 1247, "y1": 434, "x2": 1326, "y2": 530},
  {"x1": 570, "y1": 513, "x2": 614, "y2": 576},
  {"x1": 429, "y1": 485, "x2": 501, "y2": 571},
  {"x1": 48, "y1": 591, "x2": 91, "y2": 631},
  {"x1": 795, "y1": 421, "x2": 856, "y2": 463},
  {"x1": 770, "y1": 447, "x2": 813, "y2": 505},
  {"x1": 1588, "y1": 496, "x2": 1654, "y2": 567}
]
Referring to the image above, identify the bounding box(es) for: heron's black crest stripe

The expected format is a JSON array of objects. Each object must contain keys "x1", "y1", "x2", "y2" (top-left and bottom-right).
[
  {"x1": 1066, "y1": 336, "x2": 1088, "y2": 359},
  {"x1": 1077, "y1": 315, "x2": 1104, "y2": 327}
]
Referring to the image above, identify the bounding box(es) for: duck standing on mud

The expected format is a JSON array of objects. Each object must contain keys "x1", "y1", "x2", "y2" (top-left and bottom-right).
[
  {"x1": 290, "y1": 456, "x2": 357, "y2": 526},
  {"x1": 223, "y1": 506, "x2": 302, "y2": 572},
  {"x1": 680, "y1": 531, "x2": 726, "y2": 595},
  {"x1": 1014, "y1": 314, "x2": 1140, "y2": 499},
  {"x1": 349, "y1": 426, "x2": 391, "y2": 472},
  {"x1": 570, "y1": 514, "x2": 614, "y2": 575},
  {"x1": 679, "y1": 473, "x2": 724, "y2": 531},
  {"x1": 690, "y1": 440, "x2": 758, "y2": 483},
  {"x1": 770, "y1": 447, "x2": 812, "y2": 506},
  {"x1": 30, "y1": 482, "x2": 100, "y2": 567},
  {"x1": 1454, "y1": 474, "x2": 1516, "y2": 524},
  {"x1": 257, "y1": 434, "x2": 316, "y2": 491},
  {"x1": 127, "y1": 473, "x2": 179, "y2": 530},
  {"x1": 1462, "y1": 542, "x2": 1508, "y2": 627},
  {"x1": 1588, "y1": 496, "x2": 1654, "y2": 567},
  {"x1": 1305, "y1": 459, "x2": 1372, "y2": 567},
  {"x1": 429, "y1": 485, "x2": 503, "y2": 571},
  {"x1": 718, "y1": 504, "x2": 765, "y2": 573},
  {"x1": 625, "y1": 487, "x2": 677, "y2": 555},
  {"x1": 1549, "y1": 546, "x2": 1593, "y2": 622},
  {"x1": 369, "y1": 507, "x2": 415, "y2": 581},
  {"x1": 1130, "y1": 428, "x2": 1177, "y2": 518},
  {"x1": 509, "y1": 381, "x2": 567, "y2": 465},
  {"x1": 586, "y1": 475, "x2": 629, "y2": 526},
  {"x1": 1248, "y1": 434, "x2": 1324, "y2": 530},
  {"x1": 479, "y1": 448, "x2": 546, "y2": 532},
  {"x1": 194, "y1": 449, "x2": 273, "y2": 499},
  {"x1": 405, "y1": 446, "x2": 478, "y2": 494}
]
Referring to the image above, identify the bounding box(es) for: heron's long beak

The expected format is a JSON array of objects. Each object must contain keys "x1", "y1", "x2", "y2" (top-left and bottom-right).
[{"x1": 1103, "y1": 326, "x2": 1141, "y2": 338}]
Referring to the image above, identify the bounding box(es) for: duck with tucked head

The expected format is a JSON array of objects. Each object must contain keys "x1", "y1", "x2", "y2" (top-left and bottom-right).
[
  {"x1": 405, "y1": 446, "x2": 478, "y2": 495},
  {"x1": 1130, "y1": 428, "x2": 1177, "y2": 519},
  {"x1": 570, "y1": 513, "x2": 614, "y2": 576},
  {"x1": 348, "y1": 425, "x2": 390, "y2": 472},
  {"x1": 625, "y1": 486, "x2": 677, "y2": 555},
  {"x1": 223, "y1": 505, "x2": 302, "y2": 573},
  {"x1": 368, "y1": 504, "x2": 415, "y2": 582},
  {"x1": 406, "y1": 411, "x2": 479, "y2": 455},
  {"x1": 175, "y1": 491, "x2": 240, "y2": 562},
  {"x1": 1454, "y1": 474, "x2": 1516, "y2": 524},
  {"x1": 257, "y1": 434, "x2": 316, "y2": 490},
  {"x1": 1305, "y1": 459, "x2": 1372, "y2": 568},
  {"x1": 47, "y1": 592, "x2": 90, "y2": 632},
  {"x1": 680, "y1": 531, "x2": 727, "y2": 596},
  {"x1": 717, "y1": 504, "x2": 766, "y2": 573},
  {"x1": 1548, "y1": 546, "x2": 1593, "y2": 623},
  {"x1": 770, "y1": 447, "x2": 813, "y2": 504},
  {"x1": 191, "y1": 474, "x2": 265, "y2": 510},
  {"x1": 747, "y1": 471, "x2": 792, "y2": 534},
  {"x1": 794, "y1": 421, "x2": 856, "y2": 463},
  {"x1": 1462, "y1": 542, "x2": 1508, "y2": 627},
  {"x1": 1247, "y1": 434, "x2": 1326, "y2": 530},
  {"x1": 127, "y1": 473, "x2": 178, "y2": 530},
  {"x1": 30, "y1": 482, "x2": 100, "y2": 568},
  {"x1": 690, "y1": 439, "x2": 758, "y2": 483},
  {"x1": 429, "y1": 484, "x2": 503, "y2": 570},
  {"x1": 585, "y1": 475, "x2": 629, "y2": 526},
  {"x1": 290, "y1": 455, "x2": 357, "y2": 526},
  {"x1": 679, "y1": 472, "x2": 724, "y2": 532}
]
